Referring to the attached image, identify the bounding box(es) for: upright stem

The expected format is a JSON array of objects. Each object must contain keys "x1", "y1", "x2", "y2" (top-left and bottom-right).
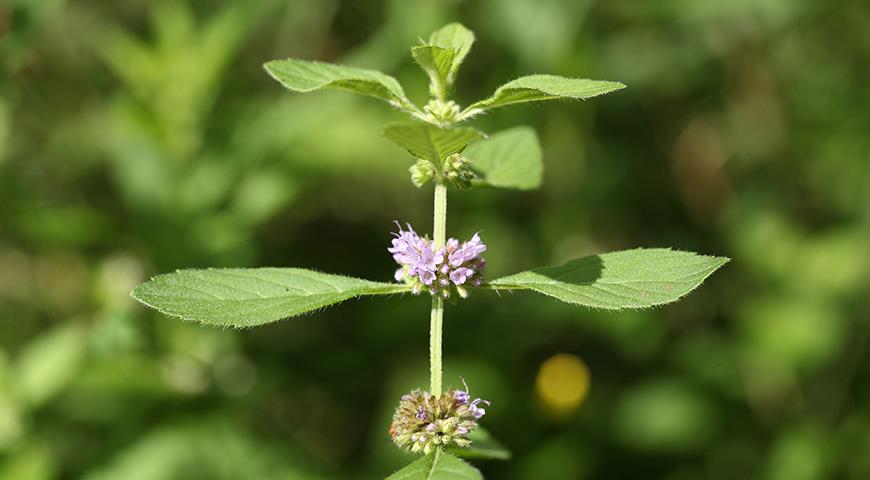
[{"x1": 430, "y1": 183, "x2": 447, "y2": 396}]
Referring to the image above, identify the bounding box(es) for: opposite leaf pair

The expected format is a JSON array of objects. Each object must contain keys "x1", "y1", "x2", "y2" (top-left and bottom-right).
[{"x1": 131, "y1": 248, "x2": 727, "y2": 328}]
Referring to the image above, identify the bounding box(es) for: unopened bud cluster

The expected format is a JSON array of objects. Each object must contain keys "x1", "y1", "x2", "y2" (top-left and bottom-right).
[
  {"x1": 408, "y1": 153, "x2": 475, "y2": 189},
  {"x1": 442, "y1": 153, "x2": 474, "y2": 188},
  {"x1": 424, "y1": 99, "x2": 461, "y2": 124},
  {"x1": 389, "y1": 222, "x2": 486, "y2": 298},
  {"x1": 389, "y1": 381, "x2": 489, "y2": 454}
]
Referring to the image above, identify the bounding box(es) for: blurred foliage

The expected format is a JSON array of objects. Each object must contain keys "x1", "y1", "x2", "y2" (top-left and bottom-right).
[{"x1": 1, "y1": 0, "x2": 869, "y2": 478}]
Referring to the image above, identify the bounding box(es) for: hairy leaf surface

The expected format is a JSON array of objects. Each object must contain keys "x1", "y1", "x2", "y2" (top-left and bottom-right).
[
  {"x1": 489, "y1": 249, "x2": 728, "y2": 309},
  {"x1": 132, "y1": 268, "x2": 408, "y2": 328},
  {"x1": 412, "y1": 23, "x2": 475, "y2": 93},
  {"x1": 465, "y1": 75, "x2": 625, "y2": 114},
  {"x1": 264, "y1": 58, "x2": 415, "y2": 110},
  {"x1": 386, "y1": 450, "x2": 482, "y2": 480},
  {"x1": 383, "y1": 122, "x2": 485, "y2": 164},
  {"x1": 465, "y1": 126, "x2": 542, "y2": 190}
]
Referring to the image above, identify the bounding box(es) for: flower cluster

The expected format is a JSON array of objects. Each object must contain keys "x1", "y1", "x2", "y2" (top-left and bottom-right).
[
  {"x1": 389, "y1": 380, "x2": 489, "y2": 454},
  {"x1": 389, "y1": 223, "x2": 486, "y2": 298}
]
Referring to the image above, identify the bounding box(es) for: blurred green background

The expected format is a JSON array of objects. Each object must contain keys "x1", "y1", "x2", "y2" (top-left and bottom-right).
[{"x1": 2, "y1": 0, "x2": 869, "y2": 478}]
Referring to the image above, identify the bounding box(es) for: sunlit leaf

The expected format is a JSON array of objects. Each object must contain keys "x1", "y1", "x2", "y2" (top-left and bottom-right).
[
  {"x1": 264, "y1": 58, "x2": 416, "y2": 111},
  {"x1": 447, "y1": 428, "x2": 511, "y2": 461},
  {"x1": 429, "y1": 23, "x2": 475, "y2": 78},
  {"x1": 412, "y1": 23, "x2": 476, "y2": 94},
  {"x1": 131, "y1": 269, "x2": 409, "y2": 328},
  {"x1": 465, "y1": 126, "x2": 542, "y2": 190},
  {"x1": 464, "y1": 75, "x2": 625, "y2": 115},
  {"x1": 382, "y1": 122, "x2": 485, "y2": 165},
  {"x1": 489, "y1": 249, "x2": 728, "y2": 309},
  {"x1": 386, "y1": 450, "x2": 482, "y2": 480}
]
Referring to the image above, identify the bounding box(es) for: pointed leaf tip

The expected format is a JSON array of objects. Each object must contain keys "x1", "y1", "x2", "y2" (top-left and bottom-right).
[
  {"x1": 464, "y1": 74, "x2": 626, "y2": 115},
  {"x1": 131, "y1": 268, "x2": 409, "y2": 328},
  {"x1": 489, "y1": 248, "x2": 727, "y2": 310},
  {"x1": 264, "y1": 58, "x2": 415, "y2": 110}
]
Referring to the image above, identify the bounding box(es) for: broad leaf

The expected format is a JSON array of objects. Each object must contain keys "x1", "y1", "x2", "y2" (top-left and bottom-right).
[
  {"x1": 412, "y1": 23, "x2": 475, "y2": 94},
  {"x1": 429, "y1": 22, "x2": 475, "y2": 78},
  {"x1": 465, "y1": 126, "x2": 542, "y2": 190},
  {"x1": 463, "y1": 75, "x2": 626, "y2": 115},
  {"x1": 447, "y1": 428, "x2": 511, "y2": 461},
  {"x1": 489, "y1": 249, "x2": 728, "y2": 310},
  {"x1": 382, "y1": 122, "x2": 485, "y2": 165},
  {"x1": 131, "y1": 268, "x2": 409, "y2": 328},
  {"x1": 264, "y1": 58, "x2": 416, "y2": 111},
  {"x1": 386, "y1": 450, "x2": 482, "y2": 480}
]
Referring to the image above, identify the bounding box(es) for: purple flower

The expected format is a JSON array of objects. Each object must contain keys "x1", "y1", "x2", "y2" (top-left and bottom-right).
[
  {"x1": 415, "y1": 406, "x2": 427, "y2": 421},
  {"x1": 454, "y1": 378, "x2": 489, "y2": 419},
  {"x1": 468, "y1": 398, "x2": 490, "y2": 419},
  {"x1": 389, "y1": 222, "x2": 486, "y2": 298},
  {"x1": 449, "y1": 233, "x2": 486, "y2": 266}
]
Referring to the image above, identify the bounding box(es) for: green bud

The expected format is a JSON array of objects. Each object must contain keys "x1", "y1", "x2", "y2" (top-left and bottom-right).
[
  {"x1": 409, "y1": 159, "x2": 437, "y2": 187},
  {"x1": 442, "y1": 153, "x2": 475, "y2": 189},
  {"x1": 424, "y1": 99, "x2": 461, "y2": 124}
]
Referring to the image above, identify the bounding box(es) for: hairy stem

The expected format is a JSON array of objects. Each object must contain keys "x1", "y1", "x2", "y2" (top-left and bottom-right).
[{"x1": 430, "y1": 183, "x2": 447, "y2": 395}]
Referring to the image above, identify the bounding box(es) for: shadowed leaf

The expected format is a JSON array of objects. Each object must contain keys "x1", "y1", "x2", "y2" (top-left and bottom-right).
[
  {"x1": 489, "y1": 249, "x2": 728, "y2": 309},
  {"x1": 382, "y1": 122, "x2": 485, "y2": 165},
  {"x1": 447, "y1": 428, "x2": 511, "y2": 461}
]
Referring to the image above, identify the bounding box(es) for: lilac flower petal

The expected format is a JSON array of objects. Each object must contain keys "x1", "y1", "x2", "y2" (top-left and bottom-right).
[{"x1": 450, "y1": 267, "x2": 473, "y2": 285}]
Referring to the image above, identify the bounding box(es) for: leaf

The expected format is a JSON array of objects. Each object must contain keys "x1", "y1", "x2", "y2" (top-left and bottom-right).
[
  {"x1": 447, "y1": 428, "x2": 511, "y2": 461},
  {"x1": 382, "y1": 122, "x2": 485, "y2": 165},
  {"x1": 489, "y1": 249, "x2": 728, "y2": 310},
  {"x1": 429, "y1": 23, "x2": 475, "y2": 78},
  {"x1": 264, "y1": 58, "x2": 416, "y2": 111},
  {"x1": 464, "y1": 126, "x2": 542, "y2": 190},
  {"x1": 386, "y1": 450, "x2": 482, "y2": 480},
  {"x1": 131, "y1": 268, "x2": 409, "y2": 328},
  {"x1": 463, "y1": 74, "x2": 626, "y2": 115},
  {"x1": 411, "y1": 45, "x2": 456, "y2": 96},
  {"x1": 411, "y1": 23, "x2": 475, "y2": 94}
]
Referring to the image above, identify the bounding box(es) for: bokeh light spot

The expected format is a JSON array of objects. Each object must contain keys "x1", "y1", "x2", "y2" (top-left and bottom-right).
[{"x1": 535, "y1": 353, "x2": 590, "y2": 415}]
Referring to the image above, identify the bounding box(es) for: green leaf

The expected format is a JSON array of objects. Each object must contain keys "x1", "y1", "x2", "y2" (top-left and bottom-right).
[
  {"x1": 463, "y1": 74, "x2": 626, "y2": 115},
  {"x1": 264, "y1": 58, "x2": 416, "y2": 111},
  {"x1": 382, "y1": 122, "x2": 485, "y2": 165},
  {"x1": 429, "y1": 23, "x2": 475, "y2": 78},
  {"x1": 411, "y1": 23, "x2": 475, "y2": 95},
  {"x1": 411, "y1": 45, "x2": 456, "y2": 97},
  {"x1": 447, "y1": 428, "x2": 511, "y2": 461},
  {"x1": 489, "y1": 249, "x2": 728, "y2": 310},
  {"x1": 465, "y1": 126, "x2": 542, "y2": 190},
  {"x1": 386, "y1": 450, "x2": 482, "y2": 480},
  {"x1": 131, "y1": 268, "x2": 409, "y2": 328}
]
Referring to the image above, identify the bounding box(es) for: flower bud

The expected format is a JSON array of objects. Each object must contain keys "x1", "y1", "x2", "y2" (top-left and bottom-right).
[
  {"x1": 442, "y1": 153, "x2": 475, "y2": 189},
  {"x1": 409, "y1": 159, "x2": 437, "y2": 187},
  {"x1": 388, "y1": 380, "x2": 490, "y2": 454},
  {"x1": 424, "y1": 99, "x2": 461, "y2": 124}
]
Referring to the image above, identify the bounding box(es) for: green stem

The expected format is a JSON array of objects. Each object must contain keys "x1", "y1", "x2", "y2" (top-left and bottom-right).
[{"x1": 430, "y1": 183, "x2": 447, "y2": 396}]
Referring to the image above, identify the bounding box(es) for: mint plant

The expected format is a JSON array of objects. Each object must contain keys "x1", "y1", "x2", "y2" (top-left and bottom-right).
[{"x1": 130, "y1": 23, "x2": 728, "y2": 479}]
